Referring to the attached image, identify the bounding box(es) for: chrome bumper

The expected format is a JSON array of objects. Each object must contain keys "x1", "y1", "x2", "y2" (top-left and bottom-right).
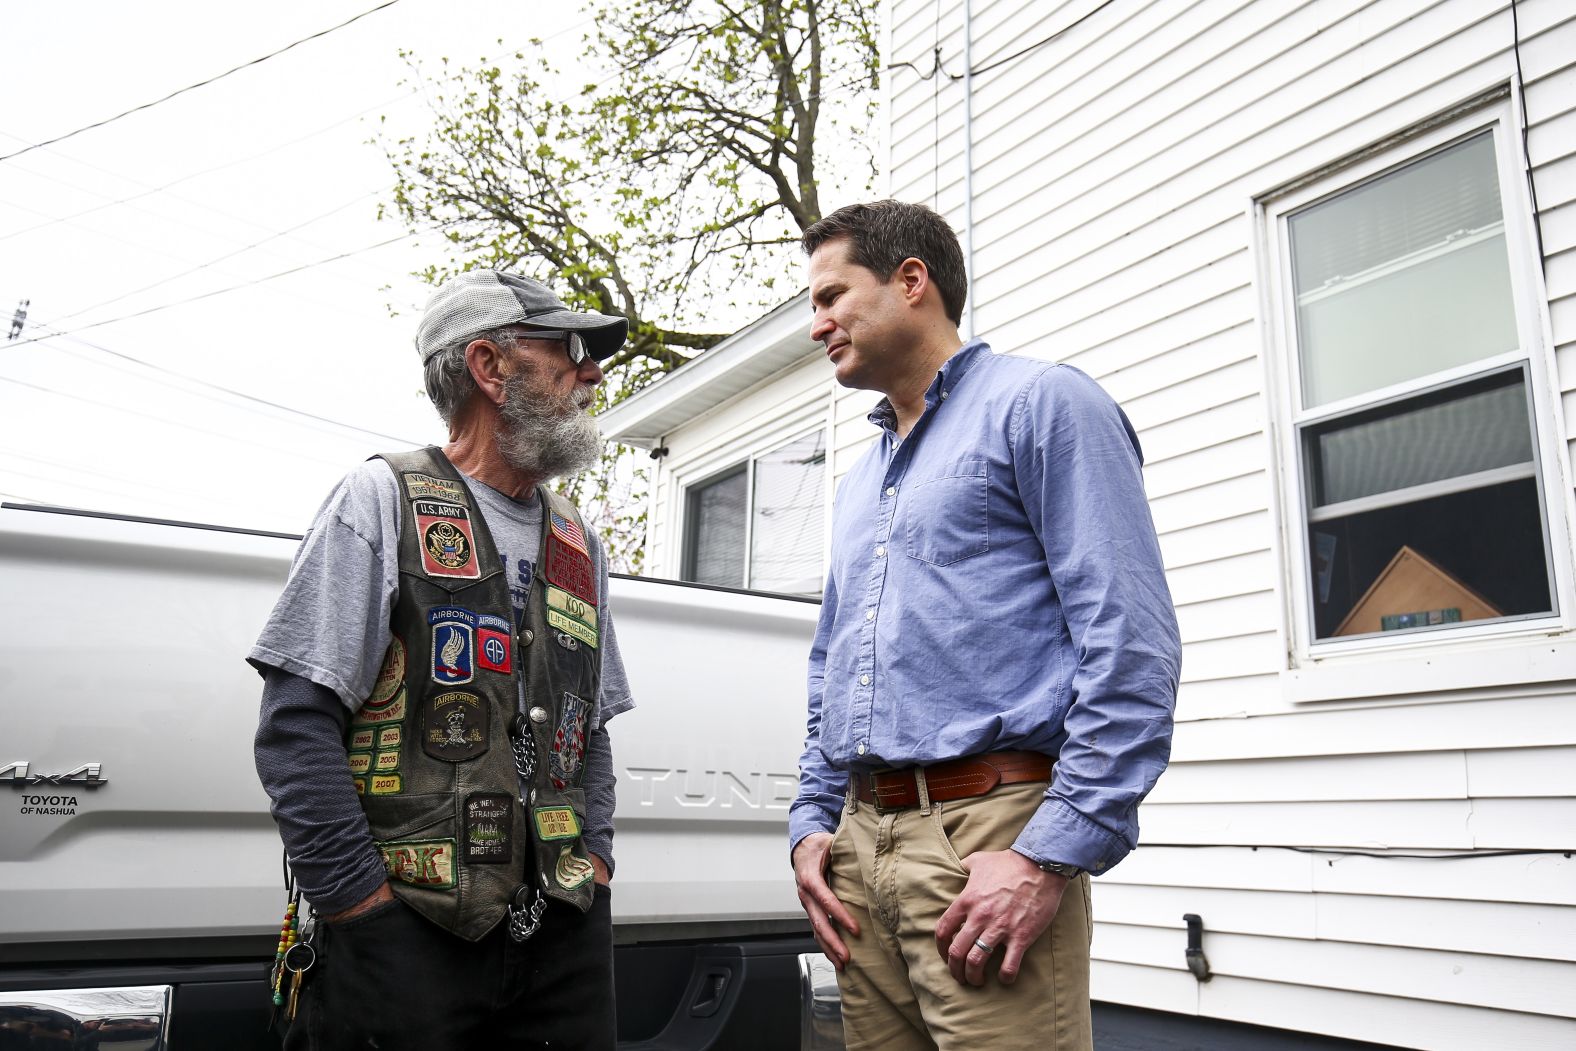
[
  {"x1": 798, "y1": 952, "x2": 844, "y2": 1051},
  {"x1": 0, "y1": 984, "x2": 171, "y2": 1050}
]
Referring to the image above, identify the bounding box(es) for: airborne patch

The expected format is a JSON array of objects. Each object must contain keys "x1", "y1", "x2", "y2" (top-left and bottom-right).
[
  {"x1": 533, "y1": 805, "x2": 581, "y2": 842},
  {"x1": 464, "y1": 792, "x2": 512, "y2": 864},
  {"x1": 543, "y1": 535, "x2": 595, "y2": 605},
  {"x1": 554, "y1": 845, "x2": 595, "y2": 889},
  {"x1": 423, "y1": 691, "x2": 488, "y2": 761},
  {"x1": 550, "y1": 693, "x2": 590, "y2": 790},
  {"x1": 379, "y1": 837, "x2": 456, "y2": 888},
  {"x1": 477, "y1": 613, "x2": 511, "y2": 674},
  {"x1": 429, "y1": 607, "x2": 477, "y2": 685},
  {"x1": 403, "y1": 473, "x2": 466, "y2": 503}
]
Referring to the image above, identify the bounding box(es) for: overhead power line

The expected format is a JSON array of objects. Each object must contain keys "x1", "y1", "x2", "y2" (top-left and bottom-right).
[
  {"x1": 5, "y1": 231, "x2": 418, "y2": 348},
  {"x1": 0, "y1": 0, "x2": 404, "y2": 163},
  {"x1": 21, "y1": 324, "x2": 423, "y2": 447}
]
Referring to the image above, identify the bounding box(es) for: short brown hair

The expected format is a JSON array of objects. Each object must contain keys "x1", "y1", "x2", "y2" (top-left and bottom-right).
[{"x1": 801, "y1": 200, "x2": 968, "y2": 325}]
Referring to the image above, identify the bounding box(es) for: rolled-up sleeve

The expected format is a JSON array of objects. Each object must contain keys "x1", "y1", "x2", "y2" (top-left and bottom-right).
[{"x1": 790, "y1": 570, "x2": 847, "y2": 856}]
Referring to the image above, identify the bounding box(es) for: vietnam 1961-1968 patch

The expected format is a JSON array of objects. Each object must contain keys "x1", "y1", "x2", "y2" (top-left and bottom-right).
[
  {"x1": 533, "y1": 805, "x2": 581, "y2": 841},
  {"x1": 403, "y1": 473, "x2": 466, "y2": 503},
  {"x1": 428, "y1": 607, "x2": 477, "y2": 685},
  {"x1": 380, "y1": 837, "x2": 456, "y2": 888},
  {"x1": 464, "y1": 792, "x2": 512, "y2": 864},
  {"x1": 423, "y1": 691, "x2": 488, "y2": 761},
  {"x1": 554, "y1": 844, "x2": 595, "y2": 889}
]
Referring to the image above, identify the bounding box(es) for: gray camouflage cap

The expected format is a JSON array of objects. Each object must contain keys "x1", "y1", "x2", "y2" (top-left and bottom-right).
[{"x1": 413, "y1": 270, "x2": 628, "y2": 363}]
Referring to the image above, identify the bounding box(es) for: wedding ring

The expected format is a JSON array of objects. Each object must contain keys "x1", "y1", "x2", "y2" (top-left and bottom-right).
[{"x1": 973, "y1": 938, "x2": 994, "y2": 954}]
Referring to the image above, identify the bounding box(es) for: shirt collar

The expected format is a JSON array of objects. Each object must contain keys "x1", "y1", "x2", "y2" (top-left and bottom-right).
[{"x1": 866, "y1": 339, "x2": 992, "y2": 432}]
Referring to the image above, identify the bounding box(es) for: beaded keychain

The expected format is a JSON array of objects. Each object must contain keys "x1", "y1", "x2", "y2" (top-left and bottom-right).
[{"x1": 270, "y1": 890, "x2": 300, "y2": 1009}]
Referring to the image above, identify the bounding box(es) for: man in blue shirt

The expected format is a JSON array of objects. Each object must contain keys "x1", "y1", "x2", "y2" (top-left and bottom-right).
[{"x1": 790, "y1": 200, "x2": 1181, "y2": 1050}]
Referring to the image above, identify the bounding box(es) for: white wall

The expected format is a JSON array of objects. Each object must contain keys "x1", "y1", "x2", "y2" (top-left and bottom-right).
[{"x1": 876, "y1": 0, "x2": 1576, "y2": 1046}]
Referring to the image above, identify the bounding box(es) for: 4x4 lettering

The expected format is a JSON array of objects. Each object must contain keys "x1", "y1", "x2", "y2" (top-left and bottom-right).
[{"x1": 1, "y1": 762, "x2": 108, "y2": 789}]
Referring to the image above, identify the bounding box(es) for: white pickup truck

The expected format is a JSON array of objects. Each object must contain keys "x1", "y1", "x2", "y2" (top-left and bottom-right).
[{"x1": 0, "y1": 500, "x2": 839, "y2": 1049}]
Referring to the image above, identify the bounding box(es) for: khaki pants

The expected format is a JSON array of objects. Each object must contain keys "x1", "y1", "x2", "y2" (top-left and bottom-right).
[{"x1": 828, "y1": 780, "x2": 1093, "y2": 1051}]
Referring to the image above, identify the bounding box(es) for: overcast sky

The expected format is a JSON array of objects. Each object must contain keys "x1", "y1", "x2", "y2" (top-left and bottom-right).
[{"x1": 0, "y1": 0, "x2": 599, "y2": 533}]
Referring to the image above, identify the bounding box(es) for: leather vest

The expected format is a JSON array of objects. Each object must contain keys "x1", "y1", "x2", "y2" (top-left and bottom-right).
[{"x1": 344, "y1": 447, "x2": 602, "y2": 941}]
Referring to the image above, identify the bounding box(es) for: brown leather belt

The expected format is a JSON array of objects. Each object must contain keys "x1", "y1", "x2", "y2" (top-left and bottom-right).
[{"x1": 852, "y1": 750, "x2": 1055, "y2": 812}]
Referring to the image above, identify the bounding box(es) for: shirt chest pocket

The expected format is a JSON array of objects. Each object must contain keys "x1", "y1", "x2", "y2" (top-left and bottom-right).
[{"x1": 903, "y1": 458, "x2": 989, "y2": 567}]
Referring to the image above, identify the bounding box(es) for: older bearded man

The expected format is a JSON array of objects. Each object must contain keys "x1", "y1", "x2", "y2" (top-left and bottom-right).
[{"x1": 250, "y1": 271, "x2": 635, "y2": 1050}]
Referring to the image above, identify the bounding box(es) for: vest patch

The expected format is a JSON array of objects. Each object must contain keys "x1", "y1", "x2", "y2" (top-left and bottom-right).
[
  {"x1": 547, "y1": 608, "x2": 598, "y2": 649},
  {"x1": 554, "y1": 844, "x2": 594, "y2": 889},
  {"x1": 369, "y1": 636, "x2": 406, "y2": 705},
  {"x1": 550, "y1": 693, "x2": 590, "y2": 790},
  {"x1": 428, "y1": 607, "x2": 477, "y2": 685},
  {"x1": 349, "y1": 728, "x2": 375, "y2": 751},
  {"x1": 543, "y1": 535, "x2": 595, "y2": 605},
  {"x1": 353, "y1": 687, "x2": 406, "y2": 726},
  {"x1": 348, "y1": 752, "x2": 373, "y2": 776},
  {"x1": 546, "y1": 586, "x2": 598, "y2": 630},
  {"x1": 533, "y1": 805, "x2": 581, "y2": 841},
  {"x1": 549, "y1": 510, "x2": 588, "y2": 554},
  {"x1": 369, "y1": 773, "x2": 402, "y2": 795},
  {"x1": 403, "y1": 473, "x2": 467, "y2": 502},
  {"x1": 464, "y1": 792, "x2": 513, "y2": 864},
  {"x1": 424, "y1": 691, "x2": 489, "y2": 761},
  {"x1": 419, "y1": 514, "x2": 480, "y2": 580},
  {"x1": 380, "y1": 837, "x2": 457, "y2": 888},
  {"x1": 374, "y1": 750, "x2": 401, "y2": 773},
  {"x1": 477, "y1": 613, "x2": 511, "y2": 674}
]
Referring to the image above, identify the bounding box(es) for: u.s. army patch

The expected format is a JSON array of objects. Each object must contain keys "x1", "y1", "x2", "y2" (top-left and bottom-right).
[
  {"x1": 554, "y1": 845, "x2": 594, "y2": 889},
  {"x1": 379, "y1": 837, "x2": 456, "y2": 888},
  {"x1": 533, "y1": 805, "x2": 581, "y2": 841},
  {"x1": 403, "y1": 473, "x2": 466, "y2": 503},
  {"x1": 418, "y1": 505, "x2": 480, "y2": 580}
]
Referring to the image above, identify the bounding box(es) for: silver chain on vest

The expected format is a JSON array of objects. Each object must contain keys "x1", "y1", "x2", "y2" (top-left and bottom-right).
[{"x1": 506, "y1": 725, "x2": 547, "y2": 942}]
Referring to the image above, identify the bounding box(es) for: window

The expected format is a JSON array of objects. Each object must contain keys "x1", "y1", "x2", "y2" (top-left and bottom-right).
[
  {"x1": 1268, "y1": 112, "x2": 1562, "y2": 649},
  {"x1": 682, "y1": 429, "x2": 826, "y2": 594}
]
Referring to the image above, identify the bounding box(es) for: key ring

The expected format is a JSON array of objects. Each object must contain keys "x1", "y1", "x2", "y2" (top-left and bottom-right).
[{"x1": 284, "y1": 942, "x2": 316, "y2": 973}]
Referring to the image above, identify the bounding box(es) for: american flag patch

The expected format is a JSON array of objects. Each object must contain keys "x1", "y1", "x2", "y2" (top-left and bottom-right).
[{"x1": 550, "y1": 511, "x2": 588, "y2": 554}]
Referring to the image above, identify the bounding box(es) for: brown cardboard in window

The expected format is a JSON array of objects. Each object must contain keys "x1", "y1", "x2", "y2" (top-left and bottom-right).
[{"x1": 1332, "y1": 545, "x2": 1502, "y2": 637}]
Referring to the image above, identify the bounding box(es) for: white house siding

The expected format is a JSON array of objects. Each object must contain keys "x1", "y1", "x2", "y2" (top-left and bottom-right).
[
  {"x1": 643, "y1": 353, "x2": 834, "y2": 580},
  {"x1": 870, "y1": 0, "x2": 1576, "y2": 1047}
]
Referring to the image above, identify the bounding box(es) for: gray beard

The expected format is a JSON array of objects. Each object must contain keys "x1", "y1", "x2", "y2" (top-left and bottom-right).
[{"x1": 495, "y1": 363, "x2": 602, "y2": 480}]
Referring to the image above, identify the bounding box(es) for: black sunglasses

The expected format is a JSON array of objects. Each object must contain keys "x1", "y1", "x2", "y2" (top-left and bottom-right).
[{"x1": 513, "y1": 329, "x2": 590, "y2": 365}]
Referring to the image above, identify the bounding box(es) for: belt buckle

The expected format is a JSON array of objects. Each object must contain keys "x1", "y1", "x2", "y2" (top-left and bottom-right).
[{"x1": 868, "y1": 770, "x2": 908, "y2": 814}]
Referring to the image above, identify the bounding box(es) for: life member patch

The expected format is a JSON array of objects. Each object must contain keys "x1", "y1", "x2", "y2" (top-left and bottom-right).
[
  {"x1": 554, "y1": 845, "x2": 595, "y2": 889},
  {"x1": 549, "y1": 510, "x2": 588, "y2": 554},
  {"x1": 533, "y1": 805, "x2": 581, "y2": 842},
  {"x1": 546, "y1": 586, "x2": 598, "y2": 649},
  {"x1": 418, "y1": 504, "x2": 480, "y2": 580},
  {"x1": 423, "y1": 691, "x2": 489, "y2": 761},
  {"x1": 476, "y1": 613, "x2": 512, "y2": 674},
  {"x1": 463, "y1": 792, "x2": 512, "y2": 864},
  {"x1": 550, "y1": 693, "x2": 590, "y2": 790},
  {"x1": 403, "y1": 473, "x2": 467, "y2": 503},
  {"x1": 543, "y1": 534, "x2": 595, "y2": 605},
  {"x1": 429, "y1": 607, "x2": 477, "y2": 685},
  {"x1": 380, "y1": 837, "x2": 456, "y2": 888}
]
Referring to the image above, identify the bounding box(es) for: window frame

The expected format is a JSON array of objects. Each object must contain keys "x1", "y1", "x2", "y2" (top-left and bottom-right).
[
  {"x1": 1258, "y1": 99, "x2": 1574, "y2": 673},
  {"x1": 677, "y1": 424, "x2": 829, "y2": 593}
]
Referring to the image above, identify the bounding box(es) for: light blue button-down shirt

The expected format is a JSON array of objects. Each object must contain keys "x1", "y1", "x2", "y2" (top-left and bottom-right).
[{"x1": 790, "y1": 341, "x2": 1181, "y2": 874}]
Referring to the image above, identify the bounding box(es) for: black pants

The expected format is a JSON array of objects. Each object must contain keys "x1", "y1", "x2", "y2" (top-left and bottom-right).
[{"x1": 285, "y1": 885, "x2": 615, "y2": 1051}]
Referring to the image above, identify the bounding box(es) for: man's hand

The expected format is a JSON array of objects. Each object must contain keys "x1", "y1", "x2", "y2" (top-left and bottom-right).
[
  {"x1": 323, "y1": 881, "x2": 395, "y2": 925},
  {"x1": 591, "y1": 852, "x2": 611, "y2": 887},
  {"x1": 792, "y1": 832, "x2": 861, "y2": 970},
  {"x1": 935, "y1": 850, "x2": 1067, "y2": 987}
]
